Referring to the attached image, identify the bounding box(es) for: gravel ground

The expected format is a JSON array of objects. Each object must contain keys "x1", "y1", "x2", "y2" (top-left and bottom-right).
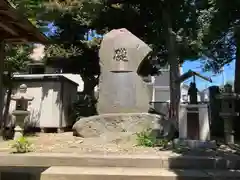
[
  {"x1": 0, "y1": 132, "x2": 162, "y2": 155},
  {"x1": 0, "y1": 132, "x2": 239, "y2": 158}
]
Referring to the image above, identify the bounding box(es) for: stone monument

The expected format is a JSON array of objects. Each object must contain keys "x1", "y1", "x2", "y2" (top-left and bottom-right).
[
  {"x1": 11, "y1": 84, "x2": 34, "y2": 139},
  {"x1": 98, "y1": 28, "x2": 153, "y2": 113}
]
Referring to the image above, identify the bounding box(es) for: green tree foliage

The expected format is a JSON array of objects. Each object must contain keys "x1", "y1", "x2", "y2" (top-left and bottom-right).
[
  {"x1": 4, "y1": 44, "x2": 32, "y2": 73},
  {"x1": 1, "y1": 43, "x2": 34, "y2": 130},
  {"x1": 5, "y1": 0, "x2": 48, "y2": 77},
  {"x1": 1, "y1": 0, "x2": 46, "y2": 128},
  {"x1": 93, "y1": 0, "x2": 205, "y2": 61},
  {"x1": 39, "y1": 1, "x2": 105, "y2": 98},
  {"x1": 200, "y1": 0, "x2": 237, "y2": 71},
  {"x1": 200, "y1": 0, "x2": 240, "y2": 91},
  {"x1": 41, "y1": 0, "x2": 212, "y2": 120},
  {"x1": 11, "y1": 0, "x2": 217, "y2": 119},
  {"x1": 93, "y1": 0, "x2": 212, "y2": 121},
  {"x1": 39, "y1": 0, "x2": 103, "y2": 116},
  {"x1": 10, "y1": 0, "x2": 48, "y2": 31},
  {"x1": 199, "y1": 0, "x2": 240, "y2": 139}
]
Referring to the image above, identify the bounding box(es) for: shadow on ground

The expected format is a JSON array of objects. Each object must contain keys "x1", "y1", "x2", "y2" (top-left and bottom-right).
[
  {"x1": 0, "y1": 167, "x2": 48, "y2": 180},
  {"x1": 155, "y1": 139, "x2": 240, "y2": 179}
]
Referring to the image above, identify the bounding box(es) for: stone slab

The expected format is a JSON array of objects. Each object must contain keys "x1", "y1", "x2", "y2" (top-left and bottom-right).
[
  {"x1": 203, "y1": 170, "x2": 240, "y2": 180},
  {"x1": 173, "y1": 139, "x2": 217, "y2": 149},
  {"x1": 41, "y1": 167, "x2": 211, "y2": 180},
  {"x1": 0, "y1": 153, "x2": 239, "y2": 170}
]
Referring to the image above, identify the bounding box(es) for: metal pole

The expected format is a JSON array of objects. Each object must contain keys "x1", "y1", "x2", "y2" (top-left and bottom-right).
[{"x1": 0, "y1": 41, "x2": 5, "y2": 130}]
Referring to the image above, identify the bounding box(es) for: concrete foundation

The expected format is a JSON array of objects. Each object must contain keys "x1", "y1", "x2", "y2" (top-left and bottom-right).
[{"x1": 173, "y1": 138, "x2": 217, "y2": 149}]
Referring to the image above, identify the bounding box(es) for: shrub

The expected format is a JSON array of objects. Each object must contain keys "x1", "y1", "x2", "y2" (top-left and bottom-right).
[
  {"x1": 136, "y1": 128, "x2": 169, "y2": 148},
  {"x1": 11, "y1": 136, "x2": 33, "y2": 153},
  {"x1": 136, "y1": 128, "x2": 157, "y2": 147},
  {"x1": 69, "y1": 94, "x2": 98, "y2": 123}
]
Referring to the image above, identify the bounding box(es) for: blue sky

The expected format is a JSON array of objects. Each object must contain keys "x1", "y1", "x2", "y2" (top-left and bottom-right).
[{"x1": 181, "y1": 60, "x2": 235, "y2": 90}]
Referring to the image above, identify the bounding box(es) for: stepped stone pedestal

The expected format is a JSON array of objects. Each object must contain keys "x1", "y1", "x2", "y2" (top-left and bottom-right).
[{"x1": 0, "y1": 153, "x2": 240, "y2": 179}]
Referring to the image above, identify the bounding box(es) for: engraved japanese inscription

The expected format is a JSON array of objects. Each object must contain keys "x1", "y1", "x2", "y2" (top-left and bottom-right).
[{"x1": 113, "y1": 48, "x2": 128, "y2": 62}]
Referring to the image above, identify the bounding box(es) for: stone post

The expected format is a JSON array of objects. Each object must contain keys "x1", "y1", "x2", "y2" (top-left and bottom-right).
[{"x1": 0, "y1": 41, "x2": 5, "y2": 130}]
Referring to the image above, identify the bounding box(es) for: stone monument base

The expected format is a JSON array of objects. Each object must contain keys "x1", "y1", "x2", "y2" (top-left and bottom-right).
[{"x1": 173, "y1": 138, "x2": 216, "y2": 149}]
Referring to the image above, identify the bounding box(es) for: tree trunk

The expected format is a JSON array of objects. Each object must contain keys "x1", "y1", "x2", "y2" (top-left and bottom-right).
[
  {"x1": 0, "y1": 41, "x2": 5, "y2": 131},
  {"x1": 234, "y1": 29, "x2": 240, "y2": 95},
  {"x1": 234, "y1": 28, "x2": 240, "y2": 137},
  {"x1": 162, "y1": 8, "x2": 180, "y2": 129},
  {"x1": 2, "y1": 73, "x2": 12, "y2": 129}
]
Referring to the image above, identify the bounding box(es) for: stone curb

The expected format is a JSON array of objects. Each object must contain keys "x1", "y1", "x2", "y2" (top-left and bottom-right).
[
  {"x1": 41, "y1": 167, "x2": 240, "y2": 180},
  {"x1": 0, "y1": 153, "x2": 239, "y2": 170}
]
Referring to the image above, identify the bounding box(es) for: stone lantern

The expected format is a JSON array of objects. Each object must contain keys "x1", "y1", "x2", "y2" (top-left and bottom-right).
[
  {"x1": 216, "y1": 84, "x2": 240, "y2": 144},
  {"x1": 11, "y1": 84, "x2": 34, "y2": 139}
]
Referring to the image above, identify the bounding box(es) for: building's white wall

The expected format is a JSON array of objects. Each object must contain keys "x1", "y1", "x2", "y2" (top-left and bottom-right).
[
  {"x1": 14, "y1": 73, "x2": 85, "y2": 93},
  {"x1": 152, "y1": 72, "x2": 203, "y2": 115},
  {"x1": 8, "y1": 82, "x2": 60, "y2": 128},
  {"x1": 153, "y1": 75, "x2": 202, "y2": 104},
  {"x1": 40, "y1": 81, "x2": 61, "y2": 127},
  {"x1": 154, "y1": 86, "x2": 170, "y2": 102},
  {"x1": 153, "y1": 85, "x2": 201, "y2": 103},
  {"x1": 7, "y1": 80, "x2": 77, "y2": 129},
  {"x1": 153, "y1": 67, "x2": 204, "y2": 103}
]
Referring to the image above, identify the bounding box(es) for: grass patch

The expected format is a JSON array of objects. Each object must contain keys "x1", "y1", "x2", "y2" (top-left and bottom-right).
[{"x1": 10, "y1": 136, "x2": 33, "y2": 153}]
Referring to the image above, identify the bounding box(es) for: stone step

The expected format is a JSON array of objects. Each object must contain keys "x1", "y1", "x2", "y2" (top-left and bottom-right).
[
  {"x1": 40, "y1": 166, "x2": 240, "y2": 180},
  {"x1": 0, "y1": 153, "x2": 239, "y2": 170}
]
